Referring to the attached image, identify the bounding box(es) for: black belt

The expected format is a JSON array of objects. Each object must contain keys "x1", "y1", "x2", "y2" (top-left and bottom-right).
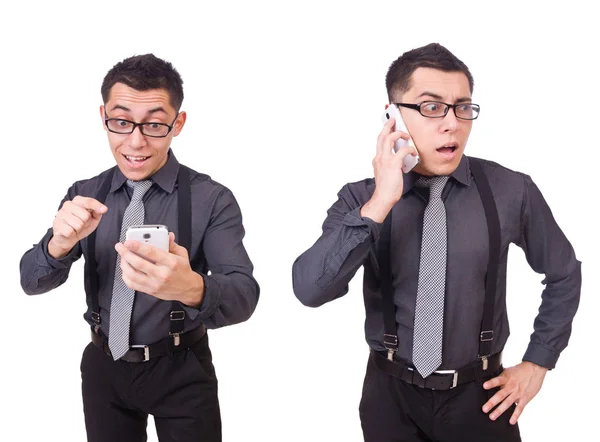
[
  {"x1": 91, "y1": 324, "x2": 206, "y2": 363},
  {"x1": 371, "y1": 349, "x2": 502, "y2": 390}
]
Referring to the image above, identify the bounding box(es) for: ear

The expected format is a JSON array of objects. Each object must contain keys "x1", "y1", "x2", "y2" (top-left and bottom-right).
[
  {"x1": 384, "y1": 104, "x2": 390, "y2": 110},
  {"x1": 99, "y1": 105, "x2": 107, "y2": 132},
  {"x1": 172, "y1": 111, "x2": 187, "y2": 137}
]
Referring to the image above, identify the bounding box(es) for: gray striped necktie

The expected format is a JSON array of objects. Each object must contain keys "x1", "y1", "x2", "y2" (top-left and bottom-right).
[
  {"x1": 108, "y1": 179, "x2": 153, "y2": 360},
  {"x1": 412, "y1": 175, "x2": 449, "y2": 378}
]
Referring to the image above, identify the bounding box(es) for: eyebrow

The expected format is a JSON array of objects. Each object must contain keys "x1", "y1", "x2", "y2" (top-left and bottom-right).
[
  {"x1": 109, "y1": 104, "x2": 168, "y2": 115},
  {"x1": 415, "y1": 92, "x2": 472, "y2": 103}
]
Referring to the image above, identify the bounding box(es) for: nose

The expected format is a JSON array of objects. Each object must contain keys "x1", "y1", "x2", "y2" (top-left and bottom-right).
[
  {"x1": 441, "y1": 108, "x2": 459, "y2": 133},
  {"x1": 127, "y1": 125, "x2": 147, "y2": 149}
]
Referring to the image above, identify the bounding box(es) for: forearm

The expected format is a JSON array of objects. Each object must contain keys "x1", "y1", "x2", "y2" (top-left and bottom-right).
[
  {"x1": 519, "y1": 174, "x2": 583, "y2": 369},
  {"x1": 522, "y1": 260, "x2": 582, "y2": 369},
  {"x1": 293, "y1": 207, "x2": 381, "y2": 307},
  {"x1": 20, "y1": 229, "x2": 81, "y2": 295},
  {"x1": 193, "y1": 271, "x2": 260, "y2": 329}
]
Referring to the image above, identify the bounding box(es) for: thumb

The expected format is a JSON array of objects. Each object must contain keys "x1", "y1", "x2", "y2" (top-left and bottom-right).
[{"x1": 169, "y1": 232, "x2": 188, "y2": 258}]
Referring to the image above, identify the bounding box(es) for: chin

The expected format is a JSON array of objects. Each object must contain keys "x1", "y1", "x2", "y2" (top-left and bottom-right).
[{"x1": 417, "y1": 157, "x2": 462, "y2": 177}]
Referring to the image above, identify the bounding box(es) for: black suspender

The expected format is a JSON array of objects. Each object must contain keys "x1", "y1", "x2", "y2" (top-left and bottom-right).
[
  {"x1": 86, "y1": 168, "x2": 115, "y2": 332},
  {"x1": 169, "y1": 165, "x2": 191, "y2": 345},
  {"x1": 469, "y1": 159, "x2": 501, "y2": 364},
  {"x1": 379, "y1": 157, "x2": 501, "y2": 368},
  {"x1": 378, "y1": 207, "x2": 398, "y2": 360},
  {"x1": 86, "y1": 165, "x2": 193, "y2": 345}
]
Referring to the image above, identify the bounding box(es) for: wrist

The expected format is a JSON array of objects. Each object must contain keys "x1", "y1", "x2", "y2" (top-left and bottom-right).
[
  {"x1": 360, "y1": 195, "x2": 396, "y2": 223},
  {"x1": 183, "y1": 272, "x2": 205, "y2": 308},
  {"x1": 48, "y1": 236, "x2": 73, "y2": 260},
  {"x1": 522, "y1": 360, "x2": 549, "y2": 373}
]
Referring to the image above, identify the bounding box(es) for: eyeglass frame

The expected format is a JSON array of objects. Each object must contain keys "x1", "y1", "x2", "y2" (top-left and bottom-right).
[
  {"x1": 394, "y1": 101, "x2": 480, "y2": 120},
  {"x1": 103, "y1": 111, "x2": 180, "y2": 138}
]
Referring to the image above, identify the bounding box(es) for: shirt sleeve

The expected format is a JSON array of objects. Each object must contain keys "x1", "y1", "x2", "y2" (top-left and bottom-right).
[
  {"x1": 19, "y1": 187, "x2": 83, "y2": 295},
  {"x1": 292, "y1": 183, "x2": 382, "y2": 307},
  {"x1": 188, "y1": 188, "x2": 260, "y2": 329},
  {"x1": 516, "y1": 174, "x2": 582, "y2": 369}
]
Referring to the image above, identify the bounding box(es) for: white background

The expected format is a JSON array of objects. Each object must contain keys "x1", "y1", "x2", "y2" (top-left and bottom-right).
[{"x1": 1, "y1": 1, "x2": 597, "y2": 441}]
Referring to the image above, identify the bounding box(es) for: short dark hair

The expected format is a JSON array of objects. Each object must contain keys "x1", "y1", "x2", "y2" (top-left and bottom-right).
[
  {"x1": 385, "y1": 43, "x2": 474, "y2": 101},
  {"x1": 101, "y1": 54, "x2": 184, "y2": 111}
]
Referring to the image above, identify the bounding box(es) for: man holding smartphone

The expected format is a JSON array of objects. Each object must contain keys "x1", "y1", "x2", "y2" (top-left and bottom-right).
[
  {"x1": 20, "y1": 54, "x2": 259, "y2": 442},
  {"x1": 292, "y1": 43, "x2": 581, "y2": 441}
]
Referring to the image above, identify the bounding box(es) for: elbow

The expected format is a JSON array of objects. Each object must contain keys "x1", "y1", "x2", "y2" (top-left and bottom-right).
[
  {"x1": 292, "y1": 265, "x2": 330, "y2": 308},
  {"x1": 20, "y1": 278, "x2": 43, "y2": 296}
]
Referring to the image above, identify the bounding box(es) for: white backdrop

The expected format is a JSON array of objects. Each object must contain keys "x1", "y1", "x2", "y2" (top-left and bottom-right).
[{"x1": 1, "y1": 1, "x2": 597, "y2": 441}]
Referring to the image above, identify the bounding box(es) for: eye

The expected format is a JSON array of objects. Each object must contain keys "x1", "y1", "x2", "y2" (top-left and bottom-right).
[
  {"x1": 117, "y1": 119, "x2": 130, "y2": 127},
  {"x1": 422, "y1": 102, "x2": 439, "y2": 112}
]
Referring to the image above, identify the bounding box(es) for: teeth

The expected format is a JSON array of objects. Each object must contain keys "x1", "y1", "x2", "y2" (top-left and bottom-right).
[{"x1": 126, "y1": 155, "x2": 148, "y2": 161}]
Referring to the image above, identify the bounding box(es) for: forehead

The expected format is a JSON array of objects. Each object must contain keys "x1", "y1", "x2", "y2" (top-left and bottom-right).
[
  {"x1": 106, "y1": 83, "x2": 174, "y2": 114},
  {"x1": 401, "y1": 67, "x2": 471, "y2": 100}
]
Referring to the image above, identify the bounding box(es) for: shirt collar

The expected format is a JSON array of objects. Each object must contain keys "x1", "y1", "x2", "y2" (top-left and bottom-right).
[
  {"x1": 110, "y1": 149, "x2": 180, "y2": 194},
  {"x1": 401, "y1": 153, "x2": 471, "y2": 196}
]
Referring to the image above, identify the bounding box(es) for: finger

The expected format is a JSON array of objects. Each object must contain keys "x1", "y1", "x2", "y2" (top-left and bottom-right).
[
  {"x1": 168, "y1": 232, "x2": 189, "y2": 259},
  {"x1": 378, "y1": 129, "x2": 407, "y2": 157},
  {"x1": 376, "y1": 117, "x2": 397, "y2": 155},
  {"x1": 55, "y1": 216, "x2": 80, "y2": 238},
  {"x1": 509, "y1": 401, "x2": 525, "y2": 425},
  {"x1": 392, "y1": 144, "x2": 418, "y2": 165},
  {"x1": 489, "y1": 393, "x2": 519, "y2": 421},
  {"x1": 62, "y1": 212, "x2": 87, "y2": 233},
  {"x1": 482, "y1": 387, "x2": 510, "y2": 413},
  {"x1": 72, "y1": 196, "x2": 108, "y2": 215},
  {"x1": 122, "y1": 239, "x2": 168, "y2": 264},
  {"x1": 67, "y1": 203, "x2": 94, "y2": 225},
  {"x1": 116, "y1": 243, "x2": 154, "y2": 275},
  {"x1": 483, "y1": 374, "x2": 505, "y2": 390},
  {"x1": 120, "y1": 264, "x2": 146, "y2": 292}
]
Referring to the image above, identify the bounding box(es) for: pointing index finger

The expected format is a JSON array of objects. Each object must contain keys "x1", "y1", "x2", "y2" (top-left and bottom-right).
[{"x1": 74, "y1": 196, "x2": 108, "y2": 215}]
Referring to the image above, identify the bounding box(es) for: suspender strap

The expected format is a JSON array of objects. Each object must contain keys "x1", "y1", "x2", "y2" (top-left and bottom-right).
[
  {"x1": 379, "y1": 157, "x2": 501, "y2": 363},
  {"x1": 469, "y1": 158, "x2": 501, "y2": 359},
  {"x1": 169, "y1": 165, "x2": 192, "y2": 343},
  {"x1": 378, "y1": 211, "x2": 397, "y2": 360},
  {"x1": 87, "y1": 168, "x2": 115, "y2": 329}
]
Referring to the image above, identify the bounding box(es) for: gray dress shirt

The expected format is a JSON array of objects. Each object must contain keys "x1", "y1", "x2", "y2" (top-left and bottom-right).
[
  {"x1": 292, "y1": 155, "x2": 581, "y2": 369},
  {"x1": 20, "y1": 150, "x2": 260, "y2": 344}
]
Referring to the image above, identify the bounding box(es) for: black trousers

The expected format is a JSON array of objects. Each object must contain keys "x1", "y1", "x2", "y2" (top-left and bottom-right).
[
  {"x1": 81, "y1": 331, "x2": 221, "y2": 442},
  {"x1": 359, "y1": 354, "x2": 521, "y2": 442}
]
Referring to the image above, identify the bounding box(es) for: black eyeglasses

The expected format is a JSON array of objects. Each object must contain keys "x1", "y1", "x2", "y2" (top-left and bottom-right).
[
  {"x1": 394, "y1": 101, "x2": 480, "y2": 120},
  {"x1": 104, "y1": 112, "x2": 179, "y2": 138}
]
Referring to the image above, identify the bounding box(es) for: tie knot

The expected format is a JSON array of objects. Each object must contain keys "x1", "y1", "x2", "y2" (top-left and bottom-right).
[
  {"x1": 127, "y1": 180, "x2": 152, "y2": 201},
  {"x1": 416, "y1": 175, "x2": 448, "y2": 198}
]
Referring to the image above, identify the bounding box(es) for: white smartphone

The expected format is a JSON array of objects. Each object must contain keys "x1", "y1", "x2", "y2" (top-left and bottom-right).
[
  {"x1": 381, "y1": 104, "x2": 420, "y2": 173},
  {"x1": 125, "y1": 224, "x2": 169, "y2": 252}
]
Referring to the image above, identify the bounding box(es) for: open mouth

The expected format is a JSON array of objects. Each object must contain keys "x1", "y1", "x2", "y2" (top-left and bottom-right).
[
  {"x1": 436, "y1": 143, "x2": 458, "y2": 155},
  {"x1": 123, "y1": 154, "x2": 150, "y2": 168}
]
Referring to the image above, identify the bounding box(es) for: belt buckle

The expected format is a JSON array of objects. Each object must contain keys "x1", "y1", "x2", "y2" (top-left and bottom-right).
[
  {"x1": 130, "y1": 345, "x2": 150, "y2": 362},
  {"x1": 434, "y1": 369, "x2": 458, "y2": 389}
]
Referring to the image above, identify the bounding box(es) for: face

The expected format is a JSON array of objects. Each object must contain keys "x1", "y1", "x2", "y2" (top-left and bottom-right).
[
  {"x1": 391, "y1": 67, "x2": 474, "y2": 176},
  {"x1": 100, "y1": 83, "x2": 186, "y2": 181}
]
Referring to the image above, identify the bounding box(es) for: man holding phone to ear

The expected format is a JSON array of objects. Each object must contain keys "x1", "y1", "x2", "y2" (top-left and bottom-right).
[
  {"x1": 292, "y1": 43, "x2": 581, "y2": 441},
  {"x1": 20, "y1": 54, "x2": 259, "y2": 442}
]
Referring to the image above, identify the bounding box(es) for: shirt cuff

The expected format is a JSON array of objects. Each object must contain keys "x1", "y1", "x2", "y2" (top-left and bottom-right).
[
  {"x1": 180, "y1": 273, "x2": 218, "y2": 321},
  {"x1": 522, "y1": 342, "x2": 560, "y2": 369},
  {"x1": 344, "y1": 207, "x2": 383, "y2": 242},
  {"x1": 39, "y1": 231, "x2": 80, "y2": 269}
]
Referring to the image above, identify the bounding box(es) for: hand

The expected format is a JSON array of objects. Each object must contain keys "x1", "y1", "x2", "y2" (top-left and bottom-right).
[
  {"x1": 49, "y1": 196, "x2": 108, "y2": 259},
  {"x1": 482, "y1": 361, "x2": 548, "y2": 425},
  {"x1": 360, "y1": 116, "x2": 418, "y2": 223},
  {"x1": 115, "y1": 232, "x2": 205, "y2": 307}
]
